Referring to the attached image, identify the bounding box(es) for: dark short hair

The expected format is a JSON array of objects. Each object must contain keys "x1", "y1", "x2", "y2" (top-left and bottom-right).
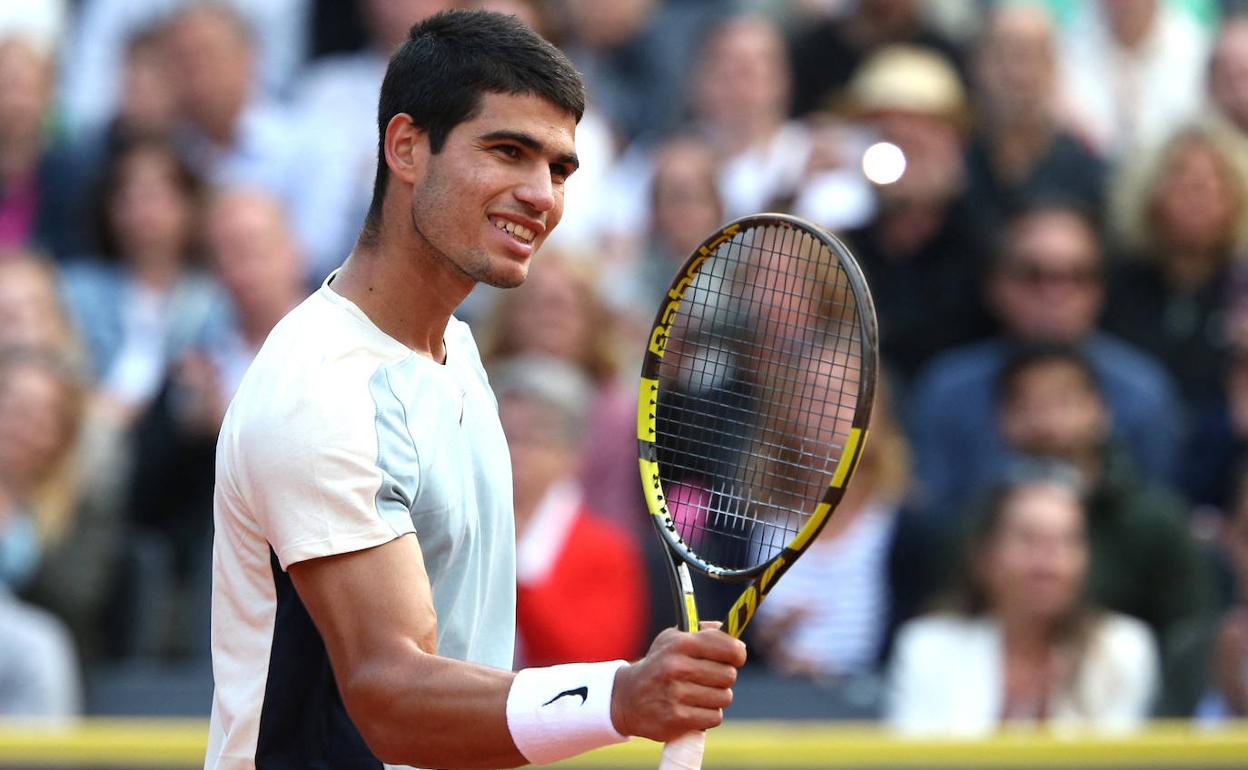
[
  {"x1": 991, "y1": 197, "x2": 1104, "y2": 274},
  {"x1": 996, "y1": 341, "x2": 1101, "y2": 406},
  {"x1": 91, "y1": 134, "x2": 204, "y2": 261},
  {"x1": 362, "y1": 10, "x2": 586, "y2": 236}
]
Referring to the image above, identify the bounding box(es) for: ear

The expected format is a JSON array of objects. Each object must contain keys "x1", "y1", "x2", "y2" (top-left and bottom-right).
[{"x1": 382, "y1": 113, "x2": 428, "y2": 186}]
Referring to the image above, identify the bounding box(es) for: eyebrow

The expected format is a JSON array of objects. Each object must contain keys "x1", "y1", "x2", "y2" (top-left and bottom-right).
[{"x1": 479, "y1": 130, "x2": 579, "y2": 171}]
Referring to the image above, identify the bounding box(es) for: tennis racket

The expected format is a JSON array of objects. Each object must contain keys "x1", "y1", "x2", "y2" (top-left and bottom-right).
[{"x1": 636, "y1": 213, "x2": 878, "y2": 770}]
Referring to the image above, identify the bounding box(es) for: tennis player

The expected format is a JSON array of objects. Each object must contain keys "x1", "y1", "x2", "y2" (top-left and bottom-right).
[{"x1": 205, "y1": 10, "x2": 745, "y2": 770}]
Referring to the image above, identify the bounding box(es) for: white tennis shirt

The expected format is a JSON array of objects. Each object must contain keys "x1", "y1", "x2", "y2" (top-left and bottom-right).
[{"x1": 205, "y1": 277, "x2": 516, "y2": 770}]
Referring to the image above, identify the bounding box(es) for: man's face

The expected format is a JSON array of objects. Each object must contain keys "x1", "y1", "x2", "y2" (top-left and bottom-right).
[
  {"x1": 167, "y1": 8, "x2": 253, "y2": 133},
  {"x1": 694, "y1": 17, "x2": 789, "y2": 128},
  {"x1": 989, "y1": 211, "x2": 1103, "y2": 343},
  {"x1": 208, "y1": 193, "x2": 302, "y2": 314},
  {"x1": 975, "y1": 6, "x2": 1055, "y2": 118},
  {"x1": 409, "y1": 91, "x2": 577, "y2": 290},
  {"x1": 999, "y1": 360, "x2": 1109, "y2": 461}
]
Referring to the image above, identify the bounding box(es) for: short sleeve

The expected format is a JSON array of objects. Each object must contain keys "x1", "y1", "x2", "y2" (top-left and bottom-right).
[{"x1": 230, "y1": 362, "x2": 419, "y2": 570}]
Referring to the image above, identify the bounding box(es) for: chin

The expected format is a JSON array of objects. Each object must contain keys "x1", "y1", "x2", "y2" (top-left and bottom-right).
[{"x1": 477, "y1": 261, "x2": 530, "y2": 289}]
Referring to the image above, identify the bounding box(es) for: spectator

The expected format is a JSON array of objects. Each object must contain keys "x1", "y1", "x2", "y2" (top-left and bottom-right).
[
  {"x1": 689, "y1": 14, "x2": 811, "y2": 219},
  {"x1": 751, "y1": 386, "x2": 910, "y2": 681},
  {"x1": 606, "y1": 134, "x2": 724, "y2": 313},
  {"x1": 964, "y1": 4, "x2": 1106, "y2": 241},
  {"x1": 787, "y1": 0, "x2": 965, "y2": 118},
  {"x1": 0, "y1": 253, "x2": 81, "y2": 363},
  {"x1": 0, "y1": 36, "x2": 76, "y2": 257},
  {"x1": 784, "y1": 111, "x2": 876, "y2": 234},
  {"x1": 58, "y1": 0, "x2": 309, "y2": 136},
  {"x1": 164, "y1": 3, "x2": 298, "y2": 209},
  {"x1": 66, "y1": 23, "x2": 180, "y2": 244},
  {"x1": 559, "y1": 0, "x2": 705, "y2": 142},
  {"x1": 1058, "y1": 0, "x2": 1211, "y2": 157},
  {"x1": 1105, "y1": 126, "x2": 1247, "y2": 407},
  {"x1": 495, "y1": 355, "x2": 648, "y2": 669},
  {"x1": 0, "y1": 262, "x2": 125, "y2": 663},
  {"x1": 841, "y1": 45, "x2": 993, "y2": 381},
  {"x1": 60, "y1": 135, "x2": 223, "y2": 426},
  {"x1": 910, "y1": 202, "x2": 1181, "y2": 517},
  {"x1": 0, "y1": 347, "x2": 85, "y2": 597},
  {"x1": 1207, "y1": 15, "x2": 1248, "y2": 163},
  {"x1": 0, "y1": 588, "x2": 79, "y2": 717},
  {"x1": 991, "y1": 344, "x2": 1214, "y2": 716},
  {"x1": 0, "y1": 346, "x2": 94, "y2": 712},
  {"x1": 887, "y1": 466, "x2": 1158, "y2": 735}
]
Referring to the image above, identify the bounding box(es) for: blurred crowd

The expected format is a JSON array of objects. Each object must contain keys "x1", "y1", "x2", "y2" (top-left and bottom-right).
[{"x1": 2, "y1": 0, "x2": 1248, "y2": 736}]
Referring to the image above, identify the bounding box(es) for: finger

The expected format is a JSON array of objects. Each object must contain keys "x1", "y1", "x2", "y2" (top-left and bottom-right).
[
  {"x1": 677, "y1": 705, "x2": 725, "y2": 734},
  {"x1": 684, "y1": 630, "x2": 748, "y2": 667},
  {"x1": 675, "y1": 657, "x2": 739, "y2": 689},
  {"x1": 675, "y1": 680, "x2": 734, "y2": 711},
  {"x1": 698, "y1": 620, "x2": 722, "y2": 632}
]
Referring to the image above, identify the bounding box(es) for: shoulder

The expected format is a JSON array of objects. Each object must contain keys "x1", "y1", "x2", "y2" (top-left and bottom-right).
[
  {"x1": 1091, "y1": 613, "x2": 1157, "y2": 659},
  {"x1": 1085, "y1": 333, "x2": 1176, "y2": 397},
  {"x1": 58, "y1": 259, "x2": 120, "y2": 291},
  {"x1": 911, "y1": 341, "x2": 1003, "y2": 403},
  {"x1": 895, "y1": 613, "x2": 991, "y2": 656},
  {"x1": 224, "y1": 291, "x2": 411, "y2": 455}
]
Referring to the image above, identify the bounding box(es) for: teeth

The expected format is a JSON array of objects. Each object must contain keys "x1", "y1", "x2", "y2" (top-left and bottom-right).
[{"x1": 493, "y1": 218, "x2": 535, "y2": 244}]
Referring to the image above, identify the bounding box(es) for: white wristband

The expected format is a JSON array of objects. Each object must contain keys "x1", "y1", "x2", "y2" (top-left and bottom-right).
[{"x1": 506, "y1": 659, "x2": 631, "y2": 765}]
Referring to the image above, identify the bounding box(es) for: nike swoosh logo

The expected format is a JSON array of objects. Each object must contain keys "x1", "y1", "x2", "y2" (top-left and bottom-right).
[{"x1": 542, "y1": 686, "x2": 589, "y2": 707}]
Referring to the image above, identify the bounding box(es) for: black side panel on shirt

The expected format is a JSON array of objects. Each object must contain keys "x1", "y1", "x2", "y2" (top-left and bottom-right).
[{"x1": 256, "y1": 548, "x2": 384, "y2": 770}]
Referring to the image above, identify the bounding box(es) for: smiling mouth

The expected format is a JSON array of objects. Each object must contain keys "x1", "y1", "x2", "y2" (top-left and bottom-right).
[{"x1": 493, "y1": 218, "x2": 536, "y2": 245}]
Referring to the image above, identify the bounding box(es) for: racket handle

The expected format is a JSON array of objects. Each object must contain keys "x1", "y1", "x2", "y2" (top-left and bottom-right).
[{"x1": 659, "y1": 731, "x2": 705, "y2": 770}]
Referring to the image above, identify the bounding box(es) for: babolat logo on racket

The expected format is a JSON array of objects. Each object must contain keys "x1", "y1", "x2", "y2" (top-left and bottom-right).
[{"x1": 648, "y1": 224, "x2": 740, "y2": 357}]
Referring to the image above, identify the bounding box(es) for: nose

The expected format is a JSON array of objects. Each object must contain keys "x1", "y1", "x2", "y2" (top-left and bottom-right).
[{"x1": 514, "y1": 165, "x2": 556, "y2": 214}]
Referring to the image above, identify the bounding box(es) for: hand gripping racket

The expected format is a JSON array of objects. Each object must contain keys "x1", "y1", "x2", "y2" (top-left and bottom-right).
[{"x1": 636, "y1": 213, "x2": 878, "y2": 769}]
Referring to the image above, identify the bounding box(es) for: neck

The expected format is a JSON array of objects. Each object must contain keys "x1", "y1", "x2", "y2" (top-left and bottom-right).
[
  {"x1": 1072, "y1": 447, "x2": 1103, "y2": 486},
  {"x1": 130, "y1": 252, "x2": 182, "y2": 290},
  {"x1": 1162, "y1": 246, "x2": 1223, "y2": 293},
  {"x1": 199, "y1": 99, "x2": 245, "y2": 147},
  {"x1": 334, "y1": 216, "x2": 475, "y2": 359},
  {"x1": 1001, "y1": 613, "x2": 1053, "y2": 657},
  {"x1": 988, "y1": 120, "x2": 1054, "y2": 182},
  {"x1": 0, "y1": 136, "x2": 40, "y2": 182},
  {"x1": 709, "y1": 116, "x2": 780, "y2": 157}
]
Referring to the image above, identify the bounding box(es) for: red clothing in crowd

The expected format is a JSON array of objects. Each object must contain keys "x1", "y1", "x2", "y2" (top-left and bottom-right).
[{"x1": 515, "y1": 482, "x2": 648, "y2": 667}]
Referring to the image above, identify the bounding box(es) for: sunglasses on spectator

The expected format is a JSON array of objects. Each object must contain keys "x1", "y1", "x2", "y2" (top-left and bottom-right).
[{"x1": 1001, "y1": 262, "x2": 1100, "y2": 287}]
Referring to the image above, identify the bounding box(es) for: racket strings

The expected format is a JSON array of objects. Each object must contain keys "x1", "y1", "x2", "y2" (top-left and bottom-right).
[{"x1": 654, "y1": 225, "x2": 864, "y2": 572}]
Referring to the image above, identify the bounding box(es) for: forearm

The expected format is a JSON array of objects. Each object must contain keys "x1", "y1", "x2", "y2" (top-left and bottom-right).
[{"x1": 344, "y1": 646, "x2": 526, "y2": 769}]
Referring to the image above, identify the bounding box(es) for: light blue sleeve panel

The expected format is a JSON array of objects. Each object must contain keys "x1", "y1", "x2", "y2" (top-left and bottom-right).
[{"x1": 370, "y1": 364, "x2": 423, "y2": 537}]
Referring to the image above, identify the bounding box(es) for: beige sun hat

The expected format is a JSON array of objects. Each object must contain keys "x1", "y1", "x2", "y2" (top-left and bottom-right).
[{"x1": 843, "y1": 44, "x2": 969, "y2": 128}]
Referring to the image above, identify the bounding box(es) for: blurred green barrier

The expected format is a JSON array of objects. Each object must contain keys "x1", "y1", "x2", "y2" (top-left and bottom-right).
[{"x1": 2, "y1": 719, "x2": 1248, "y2": 769}]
